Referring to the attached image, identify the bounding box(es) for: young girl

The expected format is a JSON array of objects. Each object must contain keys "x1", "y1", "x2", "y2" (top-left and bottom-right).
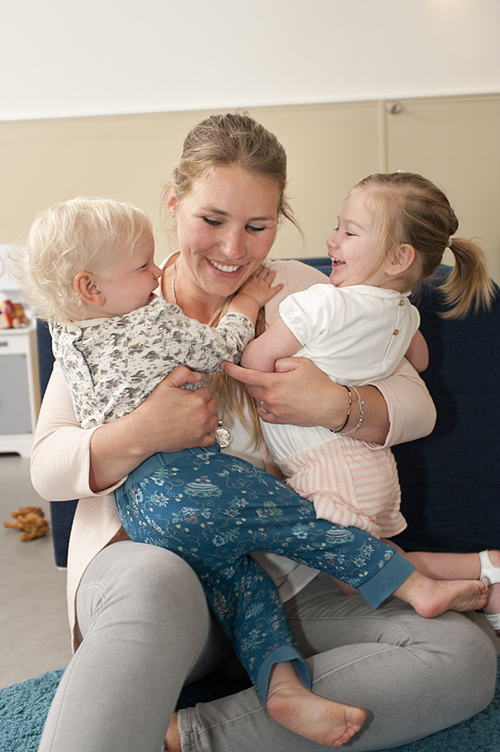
[
  {"x1": 11, "y1": 196, "x2": 488, "y2": 749},
  {"x1": 241, "y1": 170, "x2": 500, "y2": 635}
]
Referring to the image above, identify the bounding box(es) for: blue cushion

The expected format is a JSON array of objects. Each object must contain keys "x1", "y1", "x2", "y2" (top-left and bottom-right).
[{"x1": 392, "y1": 267, "x2": 500, "y2": 552}]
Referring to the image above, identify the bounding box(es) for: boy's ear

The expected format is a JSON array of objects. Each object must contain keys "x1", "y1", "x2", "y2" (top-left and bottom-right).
[
  {"x1": 386, "y1": 243, "x2": 415, "y2": 277},
  {"x1": 74, "y1": 272, "x2": 106, "y2": 307}
]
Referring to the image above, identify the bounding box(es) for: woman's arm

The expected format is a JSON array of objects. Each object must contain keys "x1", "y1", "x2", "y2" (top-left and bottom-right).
[
  {"x1": 224, "y1": 358, "x2": 390, "y2": 443},
  {"x1": 31, "y1": 363, "x2": 219, "y2": 498},
  {"x1": 223, "y1": 355, "x2": 435, "y2": 447}
]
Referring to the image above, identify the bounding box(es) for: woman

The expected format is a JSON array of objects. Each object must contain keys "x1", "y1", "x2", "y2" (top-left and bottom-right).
[{"x1": 32, "y1": 113, "x2": 496, "y2": 752}]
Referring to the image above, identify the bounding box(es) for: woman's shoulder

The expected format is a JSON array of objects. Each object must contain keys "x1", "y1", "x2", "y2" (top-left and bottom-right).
[{"x1": 268, "y1": 258, "x2": 329, "y2": 287}]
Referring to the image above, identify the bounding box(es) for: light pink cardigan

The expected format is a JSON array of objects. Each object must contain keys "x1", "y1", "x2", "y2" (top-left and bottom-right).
[{"x1": 31, "y1": 260, "x2": 436, "y2": 651}]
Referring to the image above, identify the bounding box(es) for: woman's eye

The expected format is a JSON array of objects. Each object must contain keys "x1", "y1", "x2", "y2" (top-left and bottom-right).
[
  {"x1": 247, "y1": 224, "x2": 265, "y2": 233},
  {"x1": 203, "y1": 217, "x2": 221, "y2": 227}
]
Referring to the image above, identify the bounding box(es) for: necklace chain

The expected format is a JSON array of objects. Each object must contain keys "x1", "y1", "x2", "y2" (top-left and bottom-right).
[
  {"x1": 170, "y1": 258, "x2": 232, "y2": 448},
  {"x1": 171, "y1": 259, "x2": 178, "y2": 306}
]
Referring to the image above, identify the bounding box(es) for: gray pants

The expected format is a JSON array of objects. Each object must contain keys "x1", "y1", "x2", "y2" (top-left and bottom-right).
[{"x1": 38, "y1": 540, "x2": 496, "y2": 752}]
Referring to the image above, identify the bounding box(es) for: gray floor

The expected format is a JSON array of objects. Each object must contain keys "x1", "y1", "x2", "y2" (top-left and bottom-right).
[
  {"x1": 1, "y1": 452, "x2": 499, "y2": 693},
  {"x1": 1, "y1": 453, "x2": 73, "y2": 690}
]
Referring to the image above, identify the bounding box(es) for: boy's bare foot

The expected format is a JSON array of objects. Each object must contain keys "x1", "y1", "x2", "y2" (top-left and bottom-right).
[
  {"x1": 267, "y1": 663, "x2": 366, "y2": 748},
  {"x1": 394, "y1": 570, "x2": 488, "y2": 619}
]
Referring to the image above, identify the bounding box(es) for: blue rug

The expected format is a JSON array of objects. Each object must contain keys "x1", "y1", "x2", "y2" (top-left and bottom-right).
[{"x1": 1, "y1": 659, "x2": 499, "y2": 752}]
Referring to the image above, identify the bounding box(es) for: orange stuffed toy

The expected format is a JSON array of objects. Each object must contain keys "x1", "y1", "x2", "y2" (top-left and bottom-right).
[{"x1": 3, "y1": 506, "x2": 50, "y2": 541}]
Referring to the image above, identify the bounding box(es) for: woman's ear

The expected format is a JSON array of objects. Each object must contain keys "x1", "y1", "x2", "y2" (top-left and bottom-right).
[
  {"x1": 74, "y1": 272, "x2": 106, "y2": 308},
  {"x1": 386, "y1": 243, "x2": 415, "y2": 277},
  {"x1": 166, "y1": 186, "x2": 178, "y2": 218}
]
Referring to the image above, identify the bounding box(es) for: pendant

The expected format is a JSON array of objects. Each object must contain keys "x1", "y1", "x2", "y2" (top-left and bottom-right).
[{"x1": 215, "y1": 420, "x2": 233, "y2": 448}]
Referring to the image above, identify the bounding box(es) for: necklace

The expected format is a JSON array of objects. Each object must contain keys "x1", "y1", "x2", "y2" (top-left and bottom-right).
[
  {"x1": 170, "y1": 258, "x2": 232, "y2": 448},
  {"x1": 171, "y1": 259, "x2": 178, "y2": 306}
]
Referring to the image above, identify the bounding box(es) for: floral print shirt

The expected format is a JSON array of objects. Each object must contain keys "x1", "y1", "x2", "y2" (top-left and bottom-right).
[{"x1": 50, "y1": 297, "x2": 254, "y2": 429}]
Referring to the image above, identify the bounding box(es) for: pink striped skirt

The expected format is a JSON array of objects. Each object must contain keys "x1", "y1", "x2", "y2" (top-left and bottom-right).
[{"x1": 277, "y1": 436, "x2": 407, "y2": 539}]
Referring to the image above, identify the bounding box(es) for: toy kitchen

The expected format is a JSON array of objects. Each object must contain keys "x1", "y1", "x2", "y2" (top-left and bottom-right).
[{"x1": 0, "y1": 244, "x2": 40, "y2": 457}]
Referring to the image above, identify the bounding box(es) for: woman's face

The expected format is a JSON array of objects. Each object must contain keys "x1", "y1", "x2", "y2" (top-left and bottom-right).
[{"x1": 169, "y1": 165, "x2": 281, "y2": 302}]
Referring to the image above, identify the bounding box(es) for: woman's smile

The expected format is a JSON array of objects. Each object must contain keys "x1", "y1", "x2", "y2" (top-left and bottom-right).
[
  {"x1": 168, "y1": 164, "x2": 280, "y2": 308},
  {"x1": 207, "y1": 259, "x2": 243, "y2": 274}
]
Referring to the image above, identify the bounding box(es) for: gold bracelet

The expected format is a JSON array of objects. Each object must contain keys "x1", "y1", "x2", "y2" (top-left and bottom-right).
[{"x1": 339, "y1": 386, "x2": 365, "y2": 436}]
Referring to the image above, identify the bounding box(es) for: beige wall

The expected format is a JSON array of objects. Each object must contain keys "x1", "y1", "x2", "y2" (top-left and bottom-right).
[{"x1": 1, "y1": 94, "x2": 499, "y2": 282}]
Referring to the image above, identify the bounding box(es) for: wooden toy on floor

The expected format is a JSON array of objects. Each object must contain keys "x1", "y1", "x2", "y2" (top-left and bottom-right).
[{"x1": 3, "y1": 506, "x2": 50, "y2": 540}]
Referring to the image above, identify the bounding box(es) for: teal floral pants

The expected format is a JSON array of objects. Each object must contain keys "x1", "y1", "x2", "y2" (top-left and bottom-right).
[{"x1": 114, "y1": 444, "x2": 414, "y2": 701}]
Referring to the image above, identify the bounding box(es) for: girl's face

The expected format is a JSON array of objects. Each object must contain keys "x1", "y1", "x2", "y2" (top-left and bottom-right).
[
  {"x1": 168, "y1": 165, "x2": 280, "y2": 305},
  {"x1": 326, "y1": 190, "x2": 388, "y2": 288}
]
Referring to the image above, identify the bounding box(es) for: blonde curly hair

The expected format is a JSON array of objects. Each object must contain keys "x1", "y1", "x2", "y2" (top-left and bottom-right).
[{"x1": 9, "y1": 197, "x2": 153, "y2": 323}]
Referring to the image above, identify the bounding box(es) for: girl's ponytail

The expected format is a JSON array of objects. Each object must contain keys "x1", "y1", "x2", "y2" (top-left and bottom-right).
[{"x1": 440, "y1": 238, "x2": 495, "y2": 319}]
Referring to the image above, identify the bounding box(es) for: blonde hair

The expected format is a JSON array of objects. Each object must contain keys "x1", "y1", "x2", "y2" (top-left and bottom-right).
[
  {"x1": 9, "y1": 197, "x2": 153, "y2": 323},
  {"x1": 165, "y1": 112, "x2": 301, "y2": 447},
  {"x1": 164, "y1": 111, "x2": 298, "y2": 231},
  {"x1": 353, "y1": 172, "x2": 495, "y2": 319}
]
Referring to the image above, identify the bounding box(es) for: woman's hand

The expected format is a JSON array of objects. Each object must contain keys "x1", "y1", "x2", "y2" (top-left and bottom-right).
[
  {"x1": 223, "y1": 357, "x2": 390, "y2": 444},
  {"x1": 89, "y1": 366, "x2": 219, "y2": 492}
]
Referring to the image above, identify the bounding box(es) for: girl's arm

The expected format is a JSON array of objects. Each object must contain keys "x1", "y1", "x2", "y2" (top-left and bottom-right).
[
  {"x1": 240, "y1": 317, "x2": 301, "y2": 372},
  {"x1": 31, "y1": 363, "x2": 219, "y2": 497},
  {"x1": 404, "y1": 330, "x2": 429, "y2": 373}
]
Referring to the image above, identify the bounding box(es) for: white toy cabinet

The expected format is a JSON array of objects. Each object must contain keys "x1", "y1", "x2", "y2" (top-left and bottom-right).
[{"x1": 0, "y1": 245, "x2": 40, "y2": 457}]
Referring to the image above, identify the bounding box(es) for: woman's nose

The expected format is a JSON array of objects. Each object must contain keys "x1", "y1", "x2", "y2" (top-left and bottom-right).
[{"x1": 222, "y1": 228, "x2": 246, "y2": 259}]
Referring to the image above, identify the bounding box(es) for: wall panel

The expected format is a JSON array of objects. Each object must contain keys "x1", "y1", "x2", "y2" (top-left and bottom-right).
[{"x1": 0, "y1": 95, "x2": 498, "y2": 282}]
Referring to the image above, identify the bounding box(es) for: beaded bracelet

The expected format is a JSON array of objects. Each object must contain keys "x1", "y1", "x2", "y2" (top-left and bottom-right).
[
  {"x1": 331, "y1": 385, "x2": 352, "y2": 433},
  {"x1": 339, "y1": 385, "x2": 365, "y2": 436}
]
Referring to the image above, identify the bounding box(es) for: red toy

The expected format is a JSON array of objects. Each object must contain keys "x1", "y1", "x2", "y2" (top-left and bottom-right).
[{"x1": 0, "y1": 299, "x2": 30, "y2": 328}]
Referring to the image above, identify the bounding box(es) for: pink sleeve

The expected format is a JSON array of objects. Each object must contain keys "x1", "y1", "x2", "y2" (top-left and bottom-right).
[
  {"x1": 31, "y1": 362, "x2": 107, "y2": 500},
  {"x1": 371, "y1": 358, "x2": 437, "y2": 447}
]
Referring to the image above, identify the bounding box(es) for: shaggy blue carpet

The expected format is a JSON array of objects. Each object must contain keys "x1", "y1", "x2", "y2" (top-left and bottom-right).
[{"x1": 1, "y1": 659, "x2": 499, "y2": 752}]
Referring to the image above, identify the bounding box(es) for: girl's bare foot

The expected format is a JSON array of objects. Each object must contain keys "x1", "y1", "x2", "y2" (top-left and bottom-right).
[
  {"x1": 267, "y1": 662, "x2": 366, "y2": 748},
  {"x1": 394, "y1": 570, "x2": 488, "y2": 618},
  {"x1": 480, "y1": 550, "x2": 500, "y2": 636}
]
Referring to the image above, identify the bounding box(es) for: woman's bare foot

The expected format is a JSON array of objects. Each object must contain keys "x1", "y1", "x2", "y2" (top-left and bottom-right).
[
  {"x1": 394, "y1": 570, "x2": 488, "y2": 618},
  {"x1": 267, "y1": 662, "x2": 366, "y2": 748},
  {"x1": 165, "y1": 712, "x2": 181, "y2": 752}
]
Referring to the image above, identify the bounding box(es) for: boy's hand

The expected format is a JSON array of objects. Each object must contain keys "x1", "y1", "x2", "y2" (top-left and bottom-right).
[{"x1": 237, "y1": 267, "x2": 283, "y2": 309}]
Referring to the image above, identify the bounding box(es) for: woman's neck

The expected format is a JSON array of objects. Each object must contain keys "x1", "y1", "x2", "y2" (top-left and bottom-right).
[{"x1": 161, "y1": 253, "x2": 225, "y2": 324}]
